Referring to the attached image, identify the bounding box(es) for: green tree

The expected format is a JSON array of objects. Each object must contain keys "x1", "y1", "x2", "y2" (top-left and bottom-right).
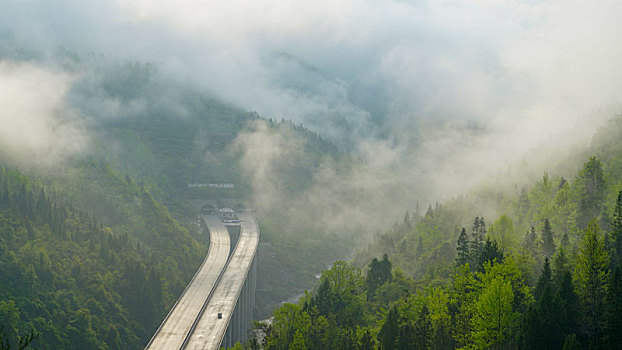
[
  {"x1": 555, "y1": 264, "x2": 579, "y2": 343},
  {"x1": 472, "y1": 276, "x2": 518, "y2": 350},
  {"x1": 478, "y1": 238, "x2": 504, "y2": 272},
  {"x1": 577, "y1": 156, "x2": 605, "y2": 229},
  {"x1": 523, "y1": 258, "x2": 564, "y2": 350},
  {"x1": 552, "y1": 180, "x2": 577, "y2": 246},
  {"x1": 574, "y1": 218, "x2": 608, "y2": 347},
  {"x1": 312, "y1": 261, "x2": 365, "y2": 327},
  {"x1": 553, "y1": 248, "x2": 570, "y2": 287},
  {"x1": 426, "y1": 287, "x2": 452, "y2": 349},
  {"x1": 534, "y1": 258, "x2": 552, "y2": 302},
  {"x1": 489, "y1": 214, "x2": 514, "y2": 252},
  {"x1": 530, "y1": 172, "x2": 555, "y2": 223},
  {"x1": 523, "y1": 227, "x2": 538, "y2": 257},
  {"x1": 366, "y1": 254, "x2": 392, "y2": 301},
  {"x1": 541, "y1": 219, "x2": 556, "y2": 259},
  {"x1": 373, "y1": 268, "x2": 415, "y2": 305},
  {"x1": 313, "y1": 278, "x2": 333, "y2": 317},
  {"x1": 456, "y1": 228, "x2": 470, "y2": 266},
  {"x1": 471, "y1": 217, "x2": 486, "y2": 262},
  {"x1": 448, "y1": 264, "x2": 477, "y2": 347},
  {"x1": 265, "y1": 303, "x2": 311, "y2": 350},
  {"x1": 481, "y1": 257, "x2": 533, "y2": 317}
]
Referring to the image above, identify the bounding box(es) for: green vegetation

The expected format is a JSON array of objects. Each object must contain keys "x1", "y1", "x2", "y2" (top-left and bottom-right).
[
  {"x1": 0, "y1": 164, "x2": 204, "y2": 349},
  {"x1": 0, "y1": 46, "x2": 353, "y2": 346},
  {"x1": 249, "y1": 115, "x2": 622, "y2": 349},
  {"x1": 4, "y1": 35, "x2": 622, "y2": 349},
  {"x1": 254, "y1": 216, "x2": 619, "y2": 349}
]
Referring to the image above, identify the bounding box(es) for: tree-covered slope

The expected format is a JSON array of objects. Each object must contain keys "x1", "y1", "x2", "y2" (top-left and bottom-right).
[
  {"x1": 0, "y1": 164, "x2": 204, "y2": 349},
  {"x1": 0, "y1": 41, "x2": 355, "y2": 347},
  {"x1": 252, "y1": 114, "x2": 622, "y2": 350},
  {"x1": 355, "y1": 114, "x2": 622, "y2": 284}
]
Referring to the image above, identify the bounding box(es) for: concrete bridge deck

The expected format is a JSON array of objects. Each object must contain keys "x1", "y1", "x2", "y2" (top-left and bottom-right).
[
  {"x1": 184, "y1": 213, "x2": 259, "y2": 349},
  {"x1": 145, "y1": 215, "x2": 230, "y2": 349},
  {"x1": 145, "y1": 205, "x2": 259, "y2": 350}
]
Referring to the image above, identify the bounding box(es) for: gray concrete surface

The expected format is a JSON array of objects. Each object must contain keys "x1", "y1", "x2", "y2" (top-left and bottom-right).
[
  {"x1": 184, "y1": 213, "x2": 260, "y2": 350},
  {"x1": 145, "y1": 215, "x2": 230, "y2": 350}
]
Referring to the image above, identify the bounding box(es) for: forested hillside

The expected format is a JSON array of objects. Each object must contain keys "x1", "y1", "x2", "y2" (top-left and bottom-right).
[
  {"x1": 254, "y1": 114, "x2": 622, "y2": 350},
  {"x1": 3, "y1": 1, "x2": 622, "y2": 349},
  {"x1": 65, "y1": 56, "x2": 351, "y2": 316},
  {"x1": 0, "y1": 163, "x2": 206, "y2": 349},
  {"x1": 0, "y1": 40, "x2": 354, "y2": 347}
]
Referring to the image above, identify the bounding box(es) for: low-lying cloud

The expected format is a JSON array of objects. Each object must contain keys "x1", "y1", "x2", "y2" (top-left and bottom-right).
[
  {"x1": 1, "y1": 0, "x2": 622, "y2": 231},
  {"x1": 0, "y1": 61, "x2": 86, "y2": 169}
]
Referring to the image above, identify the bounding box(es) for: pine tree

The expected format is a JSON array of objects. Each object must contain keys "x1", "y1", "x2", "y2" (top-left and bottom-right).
[
  {"x1": 574, "y1": 218, "x2": 609, "y2": 347},
  {"x1": 456, "y1": 228, "x2": 470, "y2": 266},
  {"x1": 553, "y1": 248, "x2": 570, "y2": 285},
  {"x1": 367, "y1": 254, "x2": 392, "y2": 301},
  {"x1": 471, "y1": 217, "x2": 486, "y2": 263},
  {"x1": 532, "y1": 172, "x2": 554, "y2": 222},
  {"x1": 526, "y1": 227, "x2": 537, "y2": 252},
  {"x1": 543, "y1": 258, "x2": 565, "y2": 346},
  {"x1": 478, "y1": 238, "x2": 503, "y2": 272},
  {"x1": 313, "y1": 278, "x2": 333, "y2": 316},
  {"x1": 577, "y1": 156, "x2": 605, "y2": 229},
  {"x1": 523, "y1": 258, "x2": 563, "y2": 349},
  {"x1": 542, "y1": 219, "x2": 556, "y2": 258},
  {"x1": 558, "y1": 271, "x2": 579, "y2": 344},
  {"x1": 534, "y1": 258, "x2": 552, "y2": 301}
]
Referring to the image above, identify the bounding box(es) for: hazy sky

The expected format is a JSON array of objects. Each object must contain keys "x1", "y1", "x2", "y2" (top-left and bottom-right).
[{"x1": 1, "y1": 0, "x2": 622, "y2": 199}]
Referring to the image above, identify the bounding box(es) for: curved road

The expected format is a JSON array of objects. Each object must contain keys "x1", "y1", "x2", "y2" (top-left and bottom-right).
[
  {"x1": 146, "y1": 215, "x2": 231, "y2": 350},
  {"x1": 184, "y1": 213, "x2": 260, "y2": 350}
]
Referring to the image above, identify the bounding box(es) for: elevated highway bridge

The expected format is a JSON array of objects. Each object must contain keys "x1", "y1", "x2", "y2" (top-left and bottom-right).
[{"x1": 146, "y1": 203, "x2": 259, "y2": 350}]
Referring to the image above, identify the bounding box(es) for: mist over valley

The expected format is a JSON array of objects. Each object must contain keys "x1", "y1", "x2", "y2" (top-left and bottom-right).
[{"x1": 1, "y1": 1, "x2": 622, "y2": 349}]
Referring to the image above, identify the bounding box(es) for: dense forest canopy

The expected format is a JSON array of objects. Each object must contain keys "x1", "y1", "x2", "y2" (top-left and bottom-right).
[{"x1": 0, "y1": 163, "x2": 203, "y2": 349}]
